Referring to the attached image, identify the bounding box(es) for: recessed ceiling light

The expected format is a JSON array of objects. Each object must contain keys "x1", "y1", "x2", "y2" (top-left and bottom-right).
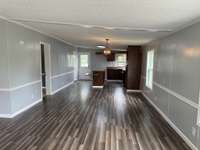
[
  {"x1": 81, "y1": 24, "x2": 93, "y2": 28},
  {"x1": 97, "y1": 45, "x2": 105, "y2": 49},
  {"x1": 19, "y1": 40, "x2": 25, "y2": 45}
]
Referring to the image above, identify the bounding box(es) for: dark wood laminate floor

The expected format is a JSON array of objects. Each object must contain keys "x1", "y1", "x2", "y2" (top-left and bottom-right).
[{"x1": 0, "y1": 81, "x2": 191, "y2": 150}]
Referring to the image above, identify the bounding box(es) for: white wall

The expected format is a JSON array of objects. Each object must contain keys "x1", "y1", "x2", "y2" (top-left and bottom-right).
[
  {"x1": 141, "y1": 21, "x2": 200, "y2": 150},
  {"x1": 0, "y1": 18, "x2": 76, "y2": 117}
]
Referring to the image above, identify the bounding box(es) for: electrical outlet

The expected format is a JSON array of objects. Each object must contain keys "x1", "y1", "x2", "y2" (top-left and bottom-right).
[{"x1": 192, "y1": 127, "x2": 196, "y2": 137}]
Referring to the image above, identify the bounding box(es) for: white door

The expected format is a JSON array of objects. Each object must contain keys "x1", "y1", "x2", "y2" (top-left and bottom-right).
[{"x1": 78, "y1": 52, "x2": 91, "y2": 80}]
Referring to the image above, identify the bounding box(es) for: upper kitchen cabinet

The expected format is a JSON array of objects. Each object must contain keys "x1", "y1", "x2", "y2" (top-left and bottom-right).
[{"x1": 106, "y1": 52, "x2": 115, "y2": 61}]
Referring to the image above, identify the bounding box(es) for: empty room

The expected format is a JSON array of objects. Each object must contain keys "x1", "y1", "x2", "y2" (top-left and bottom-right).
[{"x1": 0, "y1": 0, "x2": 200, "y2": 150}]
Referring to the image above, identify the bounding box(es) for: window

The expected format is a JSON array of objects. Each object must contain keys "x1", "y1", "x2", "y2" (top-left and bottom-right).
[
  {"x1": 198, "y1": 108, "x2": 200, "y2": 126},
  {"x1": 198, "y1": 90, "x2": 200, "y2": 126},
  {"x1": 116, "y1": 54, "x2": 127, "y2": 67},
  {"x1": 67, "y1": 54, "x2": 75, "y2": 67},
  {"x1": 80, "y1": 54, "x2": 89, "y2": 67},
  {"x1": 146, "y1": 50, "x2": 154, "y2": 89}
]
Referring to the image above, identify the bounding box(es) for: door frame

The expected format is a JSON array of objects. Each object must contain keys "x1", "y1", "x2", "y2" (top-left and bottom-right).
[
  {"x1": 73, "y1": 49, "x2": 78, "y2": 81},
  {"x1": 40, "y1": 42, "x2": 52, "y2": 96},
  {"x1": 78, "y1": 52, "x2": 91, "y2": 80}
]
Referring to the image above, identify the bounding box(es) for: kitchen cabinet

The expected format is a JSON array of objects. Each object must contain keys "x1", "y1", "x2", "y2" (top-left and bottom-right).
[{"x1": 92, "y1": 71, "x2": 105, "y2": 86}]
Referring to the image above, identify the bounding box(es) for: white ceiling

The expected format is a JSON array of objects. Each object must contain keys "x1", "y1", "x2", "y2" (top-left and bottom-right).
[{"x1": 0, "y1": 0, "x2": 200, "y2": 49}]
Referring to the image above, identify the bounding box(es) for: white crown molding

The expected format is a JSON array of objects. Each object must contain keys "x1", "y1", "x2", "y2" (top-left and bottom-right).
[
  {"x1": 0, "y1": 15, "x2": 128, "y2": 50},
  {"x1": 77, "y1": 45, "x2": 127, "y2": 51},
  {"x1": 0, "y1": 15, "x2": 75, "y2": 47},
  {"x1": 12, "y1": 18, "x2": 173, "y2": 32},
  {"x1": 75, "y1": 39, "x2": 128, "y2": 50},
  {"x1": 143, "y1": 16, "x2": 200, "y2": 47}
]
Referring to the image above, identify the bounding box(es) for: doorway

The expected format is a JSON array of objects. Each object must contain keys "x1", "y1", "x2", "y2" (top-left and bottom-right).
[
  {"x1": 40, "y1": 42, "x2": 52, "y2": 97},
  {"x1": 78, "y1": 52, "x2": 91, "y2": 80}
]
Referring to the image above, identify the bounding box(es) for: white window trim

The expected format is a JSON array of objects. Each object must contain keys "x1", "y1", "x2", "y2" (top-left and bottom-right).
[
  {"x1": 67, "y1": 54, "x2": 75, "y2": 67},
  {"x1": 145, "y1": 50, "x2": 154, "y2": 90},
  {"x1": 80, "y1": 54, "x2": 89, "y2": 68},
  {"x1": 115, "y1": 53, "x2": 127, "y2": 67}
]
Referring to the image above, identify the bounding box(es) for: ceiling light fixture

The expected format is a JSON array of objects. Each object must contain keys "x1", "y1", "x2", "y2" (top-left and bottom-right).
[
  {"x1": 103, "y1": 39, "x2": 112, "y2": 55},
  {"x1": 97, "y1": 45, "x2": 106, "y2": 49}
]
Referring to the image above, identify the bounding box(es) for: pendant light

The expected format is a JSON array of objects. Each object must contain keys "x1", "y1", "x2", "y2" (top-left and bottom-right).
[{"x1": 103, "y1": 39, "x2": 112, "y2": 55}]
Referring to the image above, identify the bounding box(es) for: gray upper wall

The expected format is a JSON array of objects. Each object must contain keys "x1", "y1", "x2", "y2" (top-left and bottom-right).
[
  {"x1": 0, "y1": 18, "x2": 76, "y2": 88},
  {"x1": 5, "y1": 20, "x2": 76, "y2": 88},
  {"x1": 0, "y1": 18, "x2": 76, "y2": 115},
  {"x1": 7, "y1": 21, "x2": 42, "y2": 88},
  {"x1": 141, "y1": 21, "x2": 200, "y2": 149},
  {"x1": 51, "y1": 41, "x2": 75, "y2": 76},
  {"x1": 0, "y1": 19, "x2": 9, "y2": 88}
]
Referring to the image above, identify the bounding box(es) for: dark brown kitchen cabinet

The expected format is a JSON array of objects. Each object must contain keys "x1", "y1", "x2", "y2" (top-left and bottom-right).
[
  {"x1": 126, "y1": 46, "x2": 142, "y2": 90},
  {"x1": 92, "y1": 71, "x2": 105, "y2": 86},
  {"x1": 107, "y1": 67, "x2": 123, "y2": 80},
  {"x1": 106, "y1": 53, "x2": 115, "y2": 61}
]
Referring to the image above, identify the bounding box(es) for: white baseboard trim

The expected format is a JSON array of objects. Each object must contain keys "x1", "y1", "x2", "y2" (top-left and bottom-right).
[
  {"x1": 10, "y1": 99, "x2": 42, "y2": 118},
  {"x1": 0, "y1": 81, "x2": 75, "y2": 118},
  {"x1": 92, "y1": 86, "x2": 103, "y2": 88},
  {"x1": 51, "y1": 81, "x2": 74, "y2": 95},
  {"x1": 0, "y1": 114, "x2": 12, "y2": 118},
  {"x1": 142, "y1": 92, "x2": 198, "y2": 150},
  {"x1": 0, "y1": 98, "x2": 42, "y2": 118},
  {"x1": 127, "y1": 89, "x2": 142, "y2": 93}
]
